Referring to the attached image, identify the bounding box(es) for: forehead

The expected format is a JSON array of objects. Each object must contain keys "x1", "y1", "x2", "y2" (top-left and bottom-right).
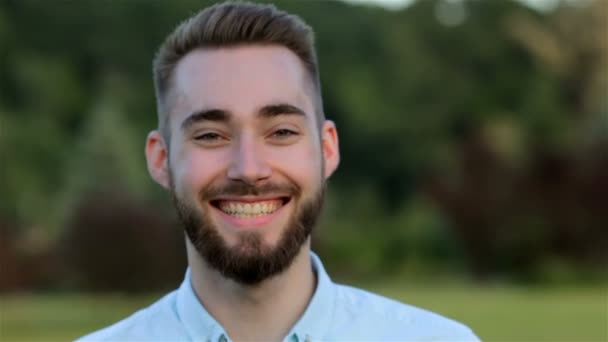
[{"x1": 171, "y1": 45, "x2": 314, "y2": 125}]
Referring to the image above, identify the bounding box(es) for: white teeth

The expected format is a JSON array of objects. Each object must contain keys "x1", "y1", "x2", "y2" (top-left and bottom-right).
[{"x1": 218, "y1": 200, "x2": 283, "y2": 218}]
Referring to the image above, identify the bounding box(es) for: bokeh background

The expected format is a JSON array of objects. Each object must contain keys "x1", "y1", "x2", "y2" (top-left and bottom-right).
[{"x1": 1, "y1": 0, "x2": 606, "y2": 340}]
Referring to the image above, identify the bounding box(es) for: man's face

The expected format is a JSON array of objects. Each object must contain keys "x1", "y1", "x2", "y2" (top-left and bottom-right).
[{"x1": 146, "y1": 45, "x2": 339, "y2": 285}]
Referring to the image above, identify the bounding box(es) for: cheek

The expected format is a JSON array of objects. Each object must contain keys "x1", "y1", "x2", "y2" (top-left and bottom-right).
[
  {"x1": 171, "y1": 148, "x2": 228, "y2": 197},
  {"x1": 267, "y1": 142, "x2": 323, "y2": 185}
]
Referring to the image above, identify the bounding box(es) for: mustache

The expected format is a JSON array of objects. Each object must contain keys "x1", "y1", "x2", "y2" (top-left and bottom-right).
[{"x1": 201, "y1": 181, "x2": 301, "y2": 200}]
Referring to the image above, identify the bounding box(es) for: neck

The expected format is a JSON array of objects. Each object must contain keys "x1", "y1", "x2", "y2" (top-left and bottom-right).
[{"x1": 186, "y1": 239, "x2": 316, "y2": 342}]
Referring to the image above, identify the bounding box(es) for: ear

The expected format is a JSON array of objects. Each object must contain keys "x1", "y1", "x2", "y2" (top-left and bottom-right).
[
  {"x1": 321, "y1": 120, "x2": 340, "y2": 179},
  {"x1": 145, "y1": 130, "x2": 170, "y2": 189}
]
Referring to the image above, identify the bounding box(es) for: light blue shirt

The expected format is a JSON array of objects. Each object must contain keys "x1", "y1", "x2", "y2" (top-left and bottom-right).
[{"x1": 79, "y1": 253, "x2": 479, "y2": 341}]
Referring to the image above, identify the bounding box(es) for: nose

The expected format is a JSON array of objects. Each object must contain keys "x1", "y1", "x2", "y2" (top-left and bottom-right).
[{"x1": 227, "y1": 135, "x2": 272, "y2": 185}]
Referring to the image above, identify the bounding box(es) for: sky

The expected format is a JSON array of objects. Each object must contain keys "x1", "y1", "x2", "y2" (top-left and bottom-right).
[{"x1": 342, "y1": 0, "x2": 594, "y2": 12}]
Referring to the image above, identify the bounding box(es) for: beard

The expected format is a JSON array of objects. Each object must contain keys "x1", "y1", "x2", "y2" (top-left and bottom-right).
[{"x1": 170, "y1": 178, "x2": 325, "y2": 286}]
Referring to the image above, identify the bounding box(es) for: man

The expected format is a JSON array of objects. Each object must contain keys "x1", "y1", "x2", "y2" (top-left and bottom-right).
[{"x1": 80, "y1": 2, "x2": 479, "y2": 341}]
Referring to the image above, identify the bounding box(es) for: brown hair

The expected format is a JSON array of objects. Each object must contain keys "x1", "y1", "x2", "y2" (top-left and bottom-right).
[{"x1": 153, "y1": 1, "x2": 323, "y2": 136}]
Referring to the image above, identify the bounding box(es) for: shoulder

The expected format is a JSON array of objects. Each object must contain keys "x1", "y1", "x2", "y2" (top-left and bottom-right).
[
  {"x1": 329, "y1": 284, "x2": 480, "y2": 341},
  {"x1": 76, "y1": 291, "x2": 189, "y2": 341}
]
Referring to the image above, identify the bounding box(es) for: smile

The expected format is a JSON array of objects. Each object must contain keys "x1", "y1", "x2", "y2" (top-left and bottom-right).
[{"x1": 211, "y1": 197, "x2": 291, "y2": 219}]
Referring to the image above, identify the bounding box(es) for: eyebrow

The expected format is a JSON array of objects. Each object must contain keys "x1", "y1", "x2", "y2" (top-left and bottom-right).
[
  {"x1": 258, "y1": 103, "x2": 306, "y2": 119},
  {"x1": 180, "y1": 103, "x2": 307, "y2": 132},
  {"x1": 181, "y1": 109, "x2": 230, "y2": 131}
]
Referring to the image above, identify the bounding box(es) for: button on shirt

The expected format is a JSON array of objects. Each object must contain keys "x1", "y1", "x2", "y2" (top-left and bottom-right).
[{"x1": 78, "y1": 253, "x2": 480, "y2": 341}]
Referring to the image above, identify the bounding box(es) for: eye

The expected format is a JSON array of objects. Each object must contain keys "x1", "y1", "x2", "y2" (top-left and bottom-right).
[
  {"x1": 195, "y1": 132, "x2": 222, "y2": 141},
  {"x1": 193, "y1": 132, "x2": 229, "y2": 147},
  {"x1": 271, "y1": 129, "x2": 299, "y2": 138}
]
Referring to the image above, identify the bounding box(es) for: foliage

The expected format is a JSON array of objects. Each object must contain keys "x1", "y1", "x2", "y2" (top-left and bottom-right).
[{"x1": 0, "y1": 0, "x2": 606, "y2": 290}]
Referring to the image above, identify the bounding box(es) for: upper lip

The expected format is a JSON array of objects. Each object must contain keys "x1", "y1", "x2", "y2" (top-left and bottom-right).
[{"x1": 210, "y1": 195, "x2": 290, "y2": 203}]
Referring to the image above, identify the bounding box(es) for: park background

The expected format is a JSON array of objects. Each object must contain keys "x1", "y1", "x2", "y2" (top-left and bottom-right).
[{"x1": 0, "y1": 0, "x2": 606, "y2": 340}]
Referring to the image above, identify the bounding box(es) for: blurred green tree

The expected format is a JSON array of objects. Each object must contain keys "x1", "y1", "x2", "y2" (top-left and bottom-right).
[{"x1": 0, "y1": 0, "x2": 605, "y2": 290}]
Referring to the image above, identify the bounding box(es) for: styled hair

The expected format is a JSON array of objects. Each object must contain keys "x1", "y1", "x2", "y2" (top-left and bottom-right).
[{"x1": 152, "y1": 1, "x2": 323, "y2": 136}]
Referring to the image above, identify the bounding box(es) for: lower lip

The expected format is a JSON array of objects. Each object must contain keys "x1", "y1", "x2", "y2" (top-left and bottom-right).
[{"x1": 212, "y1": 201, "x2": 289, "y2": 229}]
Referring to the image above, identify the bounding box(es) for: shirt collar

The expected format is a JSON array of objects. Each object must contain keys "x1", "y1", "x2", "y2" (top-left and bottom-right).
[
  {"x1": 176, "y1": 251, "x2": 335, "y2": 342},
  {"x1": 287, "y1": 252, "x2": 335, "y2": 342},
  {"x1": 176, "y1": 268, "x2": 226, "y2": 342}
]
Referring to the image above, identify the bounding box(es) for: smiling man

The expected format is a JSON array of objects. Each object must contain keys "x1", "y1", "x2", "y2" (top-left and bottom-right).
[{"x1": 79, "y1": 2, "x2": 478, "y2": 341}]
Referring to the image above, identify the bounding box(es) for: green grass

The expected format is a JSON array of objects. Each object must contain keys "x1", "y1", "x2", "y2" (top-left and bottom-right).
[
  {"x1": 376, "y1": 285, "x2": 607, "y2": 341},
  {"x1": 1, "y1": 286, "x2": 606, "y2": 341},
  {"x1": 0, "y1": 293, "x2": 159, "y2": 341}
]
